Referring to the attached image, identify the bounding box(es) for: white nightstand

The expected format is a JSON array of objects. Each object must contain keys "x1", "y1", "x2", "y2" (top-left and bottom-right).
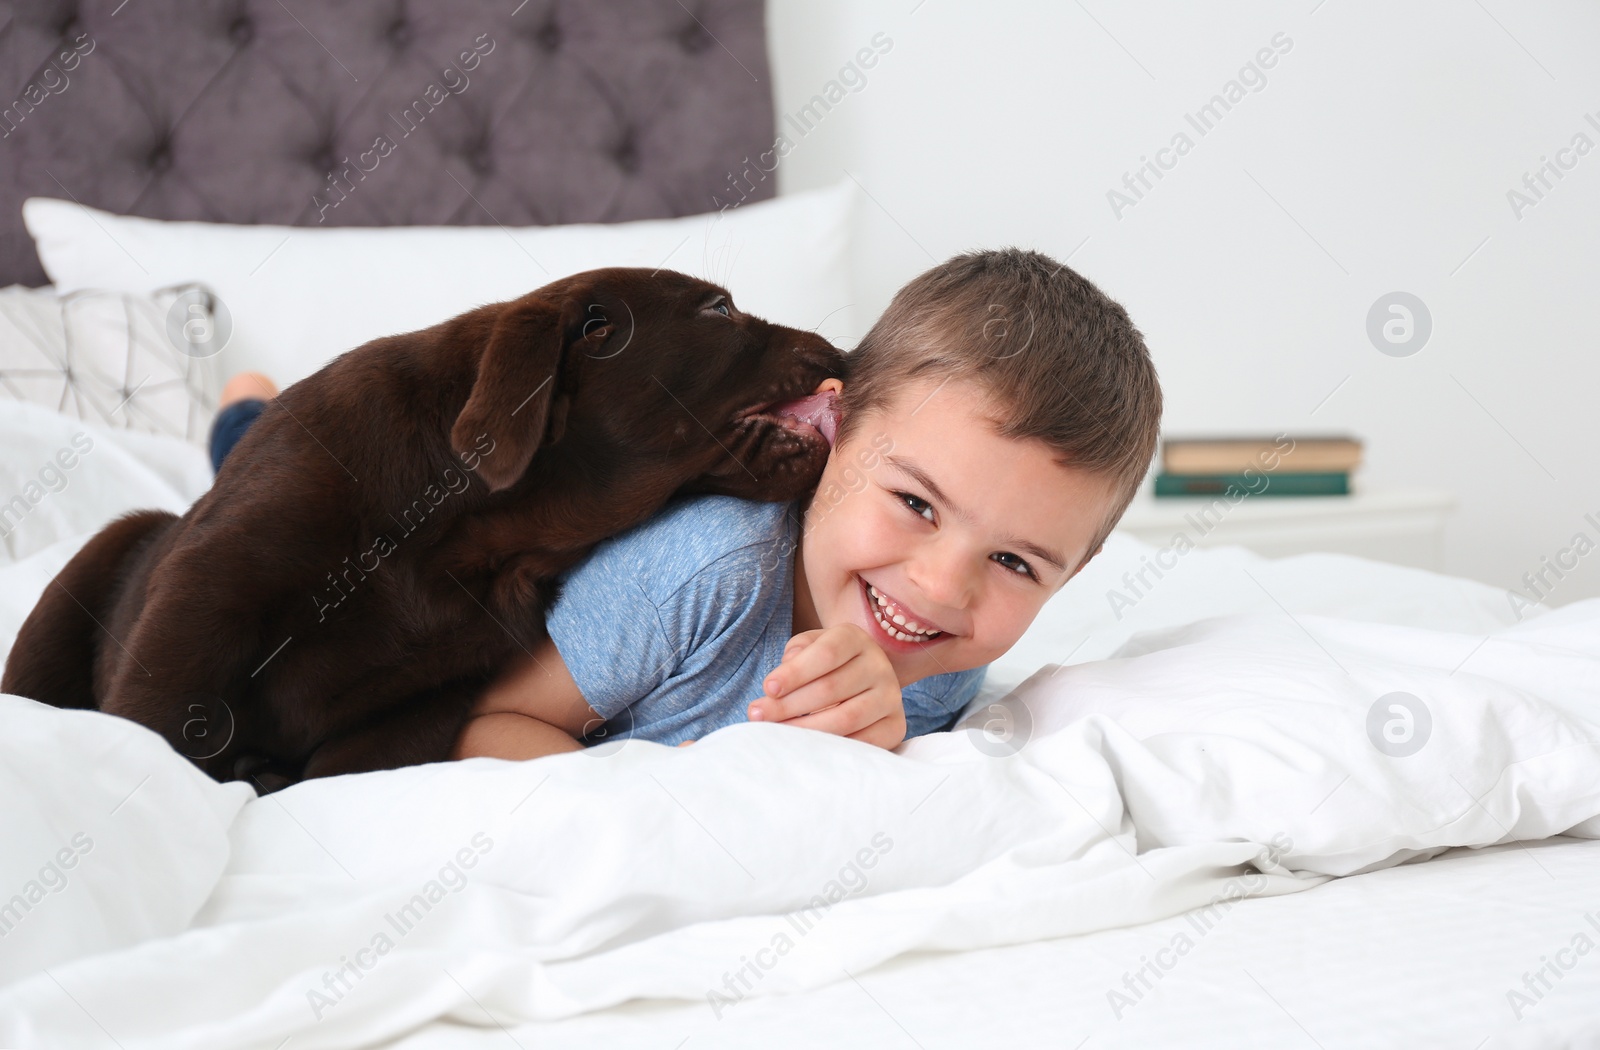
[{"x1": 1115, "y1": 488, "x2": 1457, "y2": 570}]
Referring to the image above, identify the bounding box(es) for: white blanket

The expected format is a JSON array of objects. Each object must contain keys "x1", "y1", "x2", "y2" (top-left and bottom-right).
[{"x1": 2, "y1": 400, "x2": 1596, "y2": 1049}]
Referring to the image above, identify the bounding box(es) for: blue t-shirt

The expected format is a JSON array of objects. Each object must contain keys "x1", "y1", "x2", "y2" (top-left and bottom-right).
[{"x1": 545, "y1": 494, "x2": 987, "y2": 745}]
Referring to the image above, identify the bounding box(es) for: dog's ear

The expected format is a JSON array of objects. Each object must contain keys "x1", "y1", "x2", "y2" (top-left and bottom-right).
[{"x1": 451, "y1": 293, "x2": 607, "y2": 492}]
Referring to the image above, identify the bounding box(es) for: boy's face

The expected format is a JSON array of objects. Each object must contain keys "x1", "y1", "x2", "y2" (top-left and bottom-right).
[{"x1": 794, "y1": 377, "x2": 1121, "y2": 688}]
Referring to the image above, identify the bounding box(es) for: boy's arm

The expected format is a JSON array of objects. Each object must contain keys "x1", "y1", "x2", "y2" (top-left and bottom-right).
[{"x1": 453, "y1": 635, "x2": 604, "y2": 760}]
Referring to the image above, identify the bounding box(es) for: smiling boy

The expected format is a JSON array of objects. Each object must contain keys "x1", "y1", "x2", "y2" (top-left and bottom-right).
[{"x1": 453, "y1": 248, "x2": 1162, "y2": 758}]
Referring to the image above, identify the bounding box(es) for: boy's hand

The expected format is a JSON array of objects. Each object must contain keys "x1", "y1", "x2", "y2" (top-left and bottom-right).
[{"x1": 748, "y1": 624, "x2": 907, "y2": 750}]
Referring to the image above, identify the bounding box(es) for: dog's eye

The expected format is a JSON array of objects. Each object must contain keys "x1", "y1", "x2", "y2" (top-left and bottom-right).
[{"x1": 706, "y1": 298, "x2": 732, "y2": 318}]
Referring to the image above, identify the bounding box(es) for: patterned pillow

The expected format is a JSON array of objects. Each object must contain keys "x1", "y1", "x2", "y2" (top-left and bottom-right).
[{"x1": 0, "y1": 284, "x2": 221, "y2": 446}]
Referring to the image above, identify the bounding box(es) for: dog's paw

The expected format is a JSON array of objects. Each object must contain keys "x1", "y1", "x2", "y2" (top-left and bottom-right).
[
  {"x1": 487, "y1": 554, "x2": 559, "y2": 626},
  {"x1": 232, "y1": 753, "x2": 301, "y2": 794}
]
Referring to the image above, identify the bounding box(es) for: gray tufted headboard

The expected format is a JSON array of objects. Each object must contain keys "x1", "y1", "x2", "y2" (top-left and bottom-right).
[{"x1": 0, "y1": 0, "x2": 776, "y2": 287}]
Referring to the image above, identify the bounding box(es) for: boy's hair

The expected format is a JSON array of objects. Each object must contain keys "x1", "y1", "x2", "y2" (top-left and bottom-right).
[{"x1": 836, "y1": 248, "x2": 1162, "y2": 565}]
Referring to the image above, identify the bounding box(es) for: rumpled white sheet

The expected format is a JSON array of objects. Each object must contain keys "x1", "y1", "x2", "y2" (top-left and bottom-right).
[
  {"x1": 2, "y1": 399, "x2": 1596, "y2": 1050},
  {"x1": 3, "y1": 602, "x2": 1599, "y2": 1049},
  {"x1": 0, "y1": 400, "x2": 211, "y2": 566}
]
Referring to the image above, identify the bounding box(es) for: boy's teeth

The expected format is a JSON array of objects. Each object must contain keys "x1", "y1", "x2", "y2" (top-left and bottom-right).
[{"x1": 866, "y1": 583, "x2": 940, "y2": 642}]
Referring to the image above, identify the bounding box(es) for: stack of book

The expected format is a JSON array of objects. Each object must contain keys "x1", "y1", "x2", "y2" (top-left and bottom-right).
[{"x1": 1155, "y1": 435, "x2": 1363, "y2": 497}]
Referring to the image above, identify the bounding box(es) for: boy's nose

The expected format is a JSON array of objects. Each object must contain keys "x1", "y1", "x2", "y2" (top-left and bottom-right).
[
  {"x1": 813, "y1": 377, "x2": 843, "y2": 396},
  {"x1": 907, "y1": 542, "x2": 978, "y2": 618}
]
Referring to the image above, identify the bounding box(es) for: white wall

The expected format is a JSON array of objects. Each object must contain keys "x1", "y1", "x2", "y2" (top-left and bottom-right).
[{"x1": 763, "y1": 0, "x2": 1600, "y2": 603}]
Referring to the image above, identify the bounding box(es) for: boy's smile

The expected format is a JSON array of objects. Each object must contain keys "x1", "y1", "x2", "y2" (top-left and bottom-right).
[{"x1": 793, "y1": 377, "x2": 1122, "y2": 688}]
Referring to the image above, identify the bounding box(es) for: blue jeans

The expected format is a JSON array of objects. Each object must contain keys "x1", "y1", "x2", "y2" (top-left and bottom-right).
[{"x1": 208, "y1": 399, "x2": 267, "y2": 473}]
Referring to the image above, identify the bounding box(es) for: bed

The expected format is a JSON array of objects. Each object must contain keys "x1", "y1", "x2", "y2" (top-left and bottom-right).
[{"x1": 3, "y1": 3, "x2": 1599, "y2": 1048}]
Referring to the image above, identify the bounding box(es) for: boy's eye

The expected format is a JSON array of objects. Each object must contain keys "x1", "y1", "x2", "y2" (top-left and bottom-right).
[
  {"x1": 894, "y1": 491, "x2": 934, "y2": 523},
  {"x1": 992, "y1": 551, "x2": 1037, "y2": 580}
]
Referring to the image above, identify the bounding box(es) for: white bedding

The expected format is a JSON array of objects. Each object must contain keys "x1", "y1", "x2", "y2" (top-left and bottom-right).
[
  {"x1": 2, "y1": 401, "x2": 1597, "y2": 1049},
  {"x1": 379, "y1": 836, "x2": 1598, "y2": 1050}
]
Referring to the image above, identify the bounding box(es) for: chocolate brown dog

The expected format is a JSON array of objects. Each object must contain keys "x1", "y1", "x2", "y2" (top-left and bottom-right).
[{"x1": 2, "y1": 268, "x2": 843, "y2": 789}]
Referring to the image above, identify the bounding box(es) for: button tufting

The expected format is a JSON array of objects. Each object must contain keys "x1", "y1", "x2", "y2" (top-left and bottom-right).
[
  {"x1": 535, "y1": 19, "x2": 562, "y2": 52},
  {"x1": 468, "y1": 148, "x2": 493, "y2": 176},
  {"x1": 311, "y1": 146, "x2": 337, "y2": 173},
  {"x1": 58, "y1": 12, "x2": 77, "y2": 37},
  {"x1": 387, "y1": 18, "x2": 411, "y2": 49},
  {"x1": 147, "y1": 141, "x2": 173, "y2": 173},
  {"x1": 678, "y1": 21, "x2": 712, "y2": 54},
  {"x1": 612, "y1": 133, "x2": 640, "y2": 174},
  {"x1": 229, "y1": 16, "x2": 253, "y2": 45}
]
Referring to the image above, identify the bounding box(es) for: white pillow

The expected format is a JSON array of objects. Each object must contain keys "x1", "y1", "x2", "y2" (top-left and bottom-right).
[
  {"x1": 24, "y1": 183, "x2": 858, "y2": 386},
  {"x1": 0, "y1": 285, "x2": 220, "y2": 445}
]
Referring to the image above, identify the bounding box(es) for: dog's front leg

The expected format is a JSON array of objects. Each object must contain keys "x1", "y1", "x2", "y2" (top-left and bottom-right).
[{"x1": 299, "y1": 676, "x2": 488, "y2": 780}]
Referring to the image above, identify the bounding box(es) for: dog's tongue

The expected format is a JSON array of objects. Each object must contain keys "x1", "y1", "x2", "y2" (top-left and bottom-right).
[{"x1": 770, "y1": 390, "x2": 841, "y2": 447}]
